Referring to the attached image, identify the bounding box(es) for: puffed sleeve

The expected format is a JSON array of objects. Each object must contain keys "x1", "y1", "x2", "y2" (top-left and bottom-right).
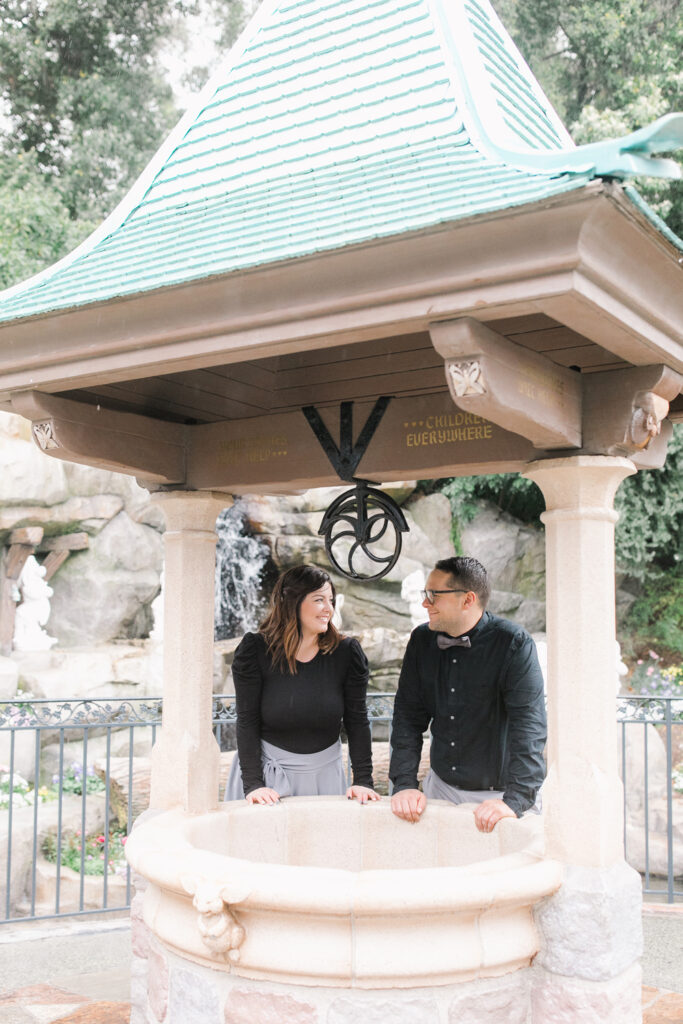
[
  {"x1": 232, "y1": 632, "x2": 266, "y2": 795},
  {"x1": 342, "y1": 638, "x2": 374, "y2": 788}
]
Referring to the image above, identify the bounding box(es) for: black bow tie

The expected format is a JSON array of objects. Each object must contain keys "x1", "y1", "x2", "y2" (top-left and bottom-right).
[{"x1": 437, "y1": 633, "x2": 471, "y2": 649}]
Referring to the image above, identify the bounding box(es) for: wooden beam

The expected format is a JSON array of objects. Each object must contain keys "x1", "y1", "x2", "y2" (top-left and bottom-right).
[
  {"x1": 10, "y1": 392, "x2": 187, "y2": 485},
  {"x1": 9, "y1": 527, "x2": 44, "y2": 547},
  {"x1": 37, "y1": 532, "x2": 90, "y2": 553},
  {"x1": 41, "y1": 550, "x2": 71, "y2": 581},
  {"x1": 187, "y1": 392, "x2": 536, "y2": 492},
  {"x1": 430, "y1": 318, "x2": 582, "y2": 449}
]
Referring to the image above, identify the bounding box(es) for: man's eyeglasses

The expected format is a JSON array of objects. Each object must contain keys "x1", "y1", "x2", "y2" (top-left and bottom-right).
[{"x1": 421, "y1": 588, "x2": 468, "y2": 605}]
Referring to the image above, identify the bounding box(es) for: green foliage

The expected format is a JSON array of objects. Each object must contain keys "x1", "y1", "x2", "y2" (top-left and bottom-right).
[
  {"x1": 55, "y1": 761, "x2": 106, "y2": 796},
  {"x1": 624, "y1": 573, "x2": 683, "y2": 659},
  {"x1": 42, "y1": 828, "x2": 127, "y2": 875},
  {"x1": 613, "y1": 423, "x2": 683, "y2": 577},
  {"x1": 0, "y1": 0, "x2": 185, "y2": 223},
  {"x1": 436, "y1": 423, "x2": 683, "y2": 582},
  {"x1": 492, "y1": 0, "x2": 683, "y2": 238},
  {"x1": 0, "y1": 152, "x2": 94, "y2": 289}
]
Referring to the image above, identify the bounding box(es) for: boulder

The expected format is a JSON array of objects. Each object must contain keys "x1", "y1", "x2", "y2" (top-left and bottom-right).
[
  {"x1": 0, "y1": 494, "x2": 124, "y2": 537},
  {"x1": 47, "y1": 512, "x2": 163, "y2": 646},
  {"x1": 13, "y1": 641, "x2": 163, "y2": 701},
  {"x1": 460, "y1": 501, "x2": 546, "y2": 631},
  {"x1": 0, "y1": 792, "x2": 109, "y2": 915}
]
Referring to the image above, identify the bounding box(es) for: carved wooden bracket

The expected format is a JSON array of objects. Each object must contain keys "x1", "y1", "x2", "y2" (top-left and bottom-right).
[
  {"x1": 430, "y1": 318, "x2": 582, "y2": 450},
  {"x1": 582, "y1": 365, "x2": 683, "y2": 468},
  {"x1": 11, "y1": 391, "x2": 187, "y2": 485},
  {"x1": 181, "y1": 876, "x2": 250, "y2": 964}
]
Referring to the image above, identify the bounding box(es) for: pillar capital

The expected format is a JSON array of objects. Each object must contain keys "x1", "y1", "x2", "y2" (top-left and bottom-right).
[
  {"x1": 149, "y1": 490, "x2": 232, "y2": 533},
  {"x1": 523, "y1": 455, "x2": 636, "y2": 511}
]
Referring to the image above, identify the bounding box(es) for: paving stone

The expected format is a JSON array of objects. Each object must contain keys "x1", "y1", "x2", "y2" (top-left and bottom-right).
[
  {"x1": 642, "y1": 992, "x2": 683, "y2": 1024},
  {"x1": 0, "y1": 987, "x2": 88, "y2": 1007},
  {"x1": 0, "y1": 1007, "x2": 34, "y2": 1023},
  {"x1": 50, "y1": 1002, "x2": 131, "y2": 1023}
]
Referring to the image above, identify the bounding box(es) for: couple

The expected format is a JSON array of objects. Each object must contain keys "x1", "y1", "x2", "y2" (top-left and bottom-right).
[{"x1": 225, "y1": 558, "x2": 547, "y2": 833}]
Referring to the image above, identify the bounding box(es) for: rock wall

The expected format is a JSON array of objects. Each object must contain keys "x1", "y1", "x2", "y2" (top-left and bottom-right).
[{"x1": 0, "y1": 411, "x2": 164, "y2": 648}]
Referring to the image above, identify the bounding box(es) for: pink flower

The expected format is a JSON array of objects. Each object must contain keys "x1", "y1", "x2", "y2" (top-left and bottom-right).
[
  {"x1": 95, "y1": 835, "x2": 105, "y2": 844},
  {"x1": 646, "y1": 667, "x2": 654, "y2": 676},
  {"x1": 649, "y1": 650, "x2": 659, "y2": 660},
  {"x1": 637, "y1": 660, "x2": 643, "y2": 665}
]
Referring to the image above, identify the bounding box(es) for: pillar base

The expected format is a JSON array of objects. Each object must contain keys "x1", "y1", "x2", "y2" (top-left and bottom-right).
[
  {"x1": 530, "y1": 963, "x2": 642, "y2": 1024},
  {"x1": 534, "y1": 861, "x2": 643, "y2": 981}
]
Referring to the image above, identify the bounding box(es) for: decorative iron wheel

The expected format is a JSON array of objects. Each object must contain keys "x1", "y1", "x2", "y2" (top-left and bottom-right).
[{"x1": 317, "y1": 482, "x2": 408, "y2": 582}]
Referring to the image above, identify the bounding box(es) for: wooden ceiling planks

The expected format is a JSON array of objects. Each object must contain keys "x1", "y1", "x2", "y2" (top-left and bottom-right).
[{"x1": 56, "y1": 316, "x2": 616, "y2": 424}]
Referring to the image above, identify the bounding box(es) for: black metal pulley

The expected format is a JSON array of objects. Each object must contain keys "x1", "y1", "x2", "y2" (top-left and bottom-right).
[
  {"x1": 318, "y1": 480, "x2": 408, "y2": 581},
  {"x1": 302, "y1": 398, "x2": 409, "y2": 582}
]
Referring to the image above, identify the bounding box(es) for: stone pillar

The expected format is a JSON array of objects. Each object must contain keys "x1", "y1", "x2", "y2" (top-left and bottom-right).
[
  {"x1": 524, "y1": 457, "x2": 643, "y2": 1020},
  {"x1": 148, "y1": 491, "x2": 230, "y2": 814},
  {"x1": 524, "y1": 455, "x2": 636, "y2": 867}
]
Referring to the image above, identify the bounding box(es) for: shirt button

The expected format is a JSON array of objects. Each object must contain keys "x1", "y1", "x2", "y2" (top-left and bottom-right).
[
  {"x1": 450, "y1": 715, "x2": 454, "y2": 720},
  {"x1": 451, "y1": 766, "x2": 456, "y2": 771},
  {"x1": 450, "y1": 688, "x2": 455, "y2": 693},
  {"x1": 452, "y1": 658, "x2": 457, "y2": 663},
  {"x1": 450, "y1": 741, "x2": 455, "y2": 746}
]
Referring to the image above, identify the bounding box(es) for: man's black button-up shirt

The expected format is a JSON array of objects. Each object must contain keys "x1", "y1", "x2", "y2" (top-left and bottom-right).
[{"x1": 389, "y1": 612, "x2": 547, "y2": 816}]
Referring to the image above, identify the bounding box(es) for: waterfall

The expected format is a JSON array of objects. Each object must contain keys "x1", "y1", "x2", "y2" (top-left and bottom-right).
[{"x1": 214, "y1": 503, "x2": 272, "y2": 640}]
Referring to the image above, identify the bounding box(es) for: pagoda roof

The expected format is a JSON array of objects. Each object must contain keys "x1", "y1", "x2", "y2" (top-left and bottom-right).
[{"x1": 3, "y1": 0, "x2": 678, "y2": 327}]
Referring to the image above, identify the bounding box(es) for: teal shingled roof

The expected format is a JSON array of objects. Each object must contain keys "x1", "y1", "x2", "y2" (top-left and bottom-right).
[{"x1": 0, "y1": 0, "x2": 676, "y2": 324}]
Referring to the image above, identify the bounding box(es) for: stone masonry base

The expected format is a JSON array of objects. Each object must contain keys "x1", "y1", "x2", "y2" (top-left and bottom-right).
[{"x1": 130, "y1": 936, "x2": 643, "y2": 1024}]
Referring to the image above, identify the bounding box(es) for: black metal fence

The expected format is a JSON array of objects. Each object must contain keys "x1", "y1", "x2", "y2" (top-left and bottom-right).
[{"x1": 0, "y1": 693, "x2": 680, "y2": 923}]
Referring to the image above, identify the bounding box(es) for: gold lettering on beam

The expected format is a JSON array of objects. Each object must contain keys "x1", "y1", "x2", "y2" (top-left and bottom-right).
[
  {"x1": 403, "y1": 413, "x2": 493, "y2": 448},
  {"x1": 219, "y1": 435, "x2": 289, "y2": 466}
]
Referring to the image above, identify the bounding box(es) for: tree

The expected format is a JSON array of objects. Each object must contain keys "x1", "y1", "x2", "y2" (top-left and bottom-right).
[
  {"x1": 0, "y1": 151, "x2": 95, "y2": 289},
  {"x1": 0, "y1": 0, "x2": 191, "y2": 223},
  {"x1": 492, "y1": 0, "x2": 683, "y2": 237}
]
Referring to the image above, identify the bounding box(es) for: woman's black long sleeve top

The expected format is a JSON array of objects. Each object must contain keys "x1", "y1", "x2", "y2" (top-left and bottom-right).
[{"x1": 232, "y1": 631, "x2": 374, "y2": 795}]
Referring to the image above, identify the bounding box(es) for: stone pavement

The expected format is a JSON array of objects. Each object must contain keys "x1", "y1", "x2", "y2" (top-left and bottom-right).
[{"x1": 0, "y1": 907, "x2": 681, "y2": 1023}]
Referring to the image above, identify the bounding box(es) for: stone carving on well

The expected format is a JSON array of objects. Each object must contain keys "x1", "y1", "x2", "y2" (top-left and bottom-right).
[
  {"x1": 446, "y1": 359, "x2": 487, "y2": 397},
  {"x1": 627, "y1": 391, "x2": 670, "y2": 450},
  {"x1": 32, "y1": 420, "x2": 61, "y2": 450},
  {"x1": 181, "y1": 877, "x2": 249, "y2": 963}
]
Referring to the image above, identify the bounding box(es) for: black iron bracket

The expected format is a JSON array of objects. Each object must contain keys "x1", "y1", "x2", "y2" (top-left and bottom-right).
[{"x1": 301, "y1": 397, "x2": 391, "y2": 483}]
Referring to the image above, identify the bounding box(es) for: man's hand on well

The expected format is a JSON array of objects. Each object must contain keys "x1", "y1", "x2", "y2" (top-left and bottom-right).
[
  {"x1": 474, "y1": 798, "x2": 516, "y2": 832},
  {"x1": 391, "y1": 788, "x2": 426, "y2": 823}
]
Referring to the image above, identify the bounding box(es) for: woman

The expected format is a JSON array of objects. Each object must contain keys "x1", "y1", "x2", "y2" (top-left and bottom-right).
[{"x1": 225, "y1": 564, "x2": 379, "y2": 804}]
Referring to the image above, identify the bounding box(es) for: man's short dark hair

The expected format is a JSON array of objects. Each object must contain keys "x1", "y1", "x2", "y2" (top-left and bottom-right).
[{"x1": 434, "y1": 556, "x2": 491, "y2": 609}]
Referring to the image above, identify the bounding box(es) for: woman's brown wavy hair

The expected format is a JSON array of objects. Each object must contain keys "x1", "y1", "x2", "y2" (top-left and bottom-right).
[{"x1": 260, "y1": 565, "x2": 341, "y2": 674}]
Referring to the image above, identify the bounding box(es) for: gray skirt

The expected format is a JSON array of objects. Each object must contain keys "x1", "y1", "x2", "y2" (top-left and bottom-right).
[{"x1": 224, "y1": 738, "x2": 346, "y2": 801}]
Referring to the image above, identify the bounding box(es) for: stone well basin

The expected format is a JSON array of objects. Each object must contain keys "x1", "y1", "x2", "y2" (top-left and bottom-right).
[{"x1": 126, "y1": 797, "x2": 562, "y2": 989}]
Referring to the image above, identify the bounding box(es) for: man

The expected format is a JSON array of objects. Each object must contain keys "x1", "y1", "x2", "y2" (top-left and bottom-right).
[{"x1": 389, "y1": 556, "x2": 546, "y2": 832}]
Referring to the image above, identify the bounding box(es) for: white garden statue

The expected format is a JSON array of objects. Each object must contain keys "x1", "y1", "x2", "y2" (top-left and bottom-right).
[
  {"x1": 401, "y1": 568, "x2": 429, "y2": 627},
  {"x1": 13, "y1": 556, "x2": 58, "y2": 652}
]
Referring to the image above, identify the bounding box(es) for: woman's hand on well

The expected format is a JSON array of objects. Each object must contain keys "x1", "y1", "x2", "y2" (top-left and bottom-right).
[
  {"x1": 246, "y1": 787, "x2": 281, "y2": 805},
  {"x1": 346, "y1": 785, "x2": 381, "y2": 804}
]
